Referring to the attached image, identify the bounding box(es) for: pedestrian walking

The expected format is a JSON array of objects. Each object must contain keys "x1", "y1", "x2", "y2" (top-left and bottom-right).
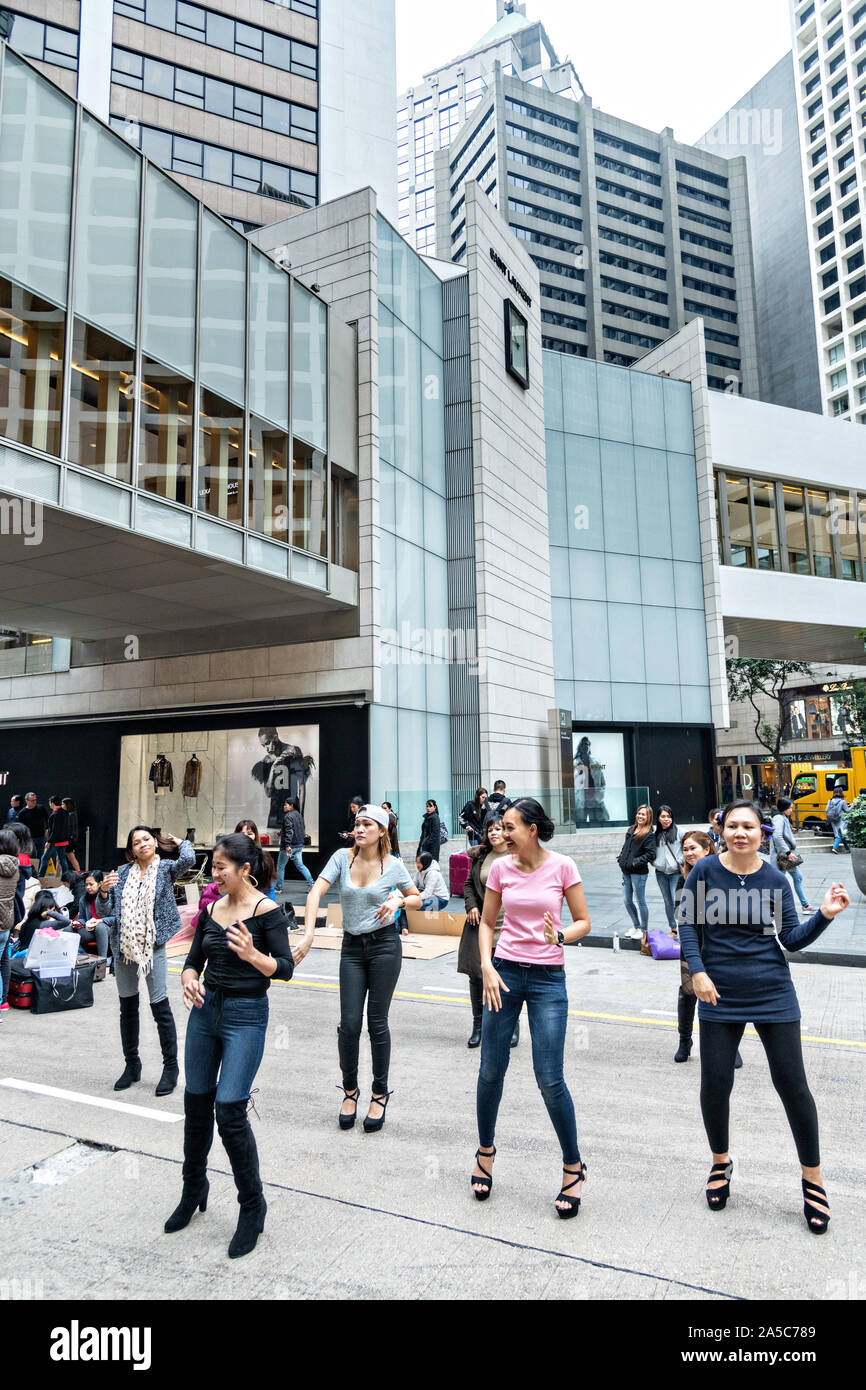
[
  {"x1": 37, "y1": 796, "x2": 71, "y2": 876},
  {"x1": 61, "y1": 798, "x2": 82, "y2": 873},
  {"x1": 338, "y1": 796, "x2": 365, "y2": 843},
  {"x1": 771, "y1": 799, "x2": 812, "y2": 913},
  {"x1": 652, "y1": 805, "x2": 683, "y2": 932},
  {"x1": 617, "y1": 805, "x2": 657, "y2": 944},
  {"x1": 296, "y1": 805, "x2": 421, "y2": 1133},
  {"x1": 459, "y1": 817, "x2": 519, "y2": 1049},
  {"x1": 165, "y1": 833, "x2": 293, "y2": 1258},
  {"x1": 413, "y1": 851, "x2": 449, "y2": 911},
  {"x1": 417, "y1": 799, "x2": 442, "y2": 860},
  {"x1": 825, "y1": 786, "x2": 850, "y2": 853},
  {"x1": 95, "y1": 827, "x2": 195, "y2": 1095},
  {"x1": 471, "y1": 798, "x2": 590, "y2": 1217},
  {"x1": 672, "y1": 831, "x2": 740, "y2": 1069},
  {"x1": 459, "y1": 788, "x2": 488, "y2": 846},
  {"x1": 274, "y1": 797, "x2": 315, "y2": 891},
  {"x1": 678, "y1": 800, "x2": 850, "y2": 1233},
  {"x1": 19, "y1": 793, "x2": 48, "y2": 866}
]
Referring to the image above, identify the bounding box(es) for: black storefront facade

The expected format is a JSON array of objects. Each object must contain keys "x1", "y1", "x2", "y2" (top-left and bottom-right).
[
  {"x1": 568, "y1": 720, "x2": 716, "y2": 827},
  {"x1": 0, "y1": 701, "x2": 369, "y2": 875}
]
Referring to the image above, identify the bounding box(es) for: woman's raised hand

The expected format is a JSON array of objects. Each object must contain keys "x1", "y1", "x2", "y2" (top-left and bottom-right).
[{"x1": 819, "y1": 882, "x2": 850, "y2": 919}]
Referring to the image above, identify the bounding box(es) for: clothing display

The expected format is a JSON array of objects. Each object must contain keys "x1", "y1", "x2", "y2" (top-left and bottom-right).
[
  {"x1": 182, "y1": 755, "x2": 202, "y2": 798},
  {"x1": 149, "y1": 755, "x2": 174, "y2": 793}
]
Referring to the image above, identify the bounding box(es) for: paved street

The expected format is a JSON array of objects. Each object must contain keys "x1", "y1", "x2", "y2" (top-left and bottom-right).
[{"x1": 1, "y1": 920, "x2": 863, "y2": 1302}]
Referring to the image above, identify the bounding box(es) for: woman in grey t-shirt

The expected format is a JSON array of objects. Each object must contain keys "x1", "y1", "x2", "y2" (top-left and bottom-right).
[{"x1": 296, "y1": 805, "x2": 421, "y2": 1132}]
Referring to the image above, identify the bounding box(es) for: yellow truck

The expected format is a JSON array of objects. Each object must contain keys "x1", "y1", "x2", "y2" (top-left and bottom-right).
[{"x1": 790, "y1": 746, "x2": 866, "y2": 831}]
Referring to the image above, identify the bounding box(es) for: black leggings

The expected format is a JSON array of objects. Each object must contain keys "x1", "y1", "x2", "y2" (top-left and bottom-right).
[
  {"x1": 699, "y1": 1020, "x2": 820, "y2": 1167},
  {"x1": 338, "y1": 926, "x2": 402, "y2": 1094}
]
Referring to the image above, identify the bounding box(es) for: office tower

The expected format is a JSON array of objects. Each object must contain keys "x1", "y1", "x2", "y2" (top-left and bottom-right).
[
  {"x1": 398, "y1": 2, "x2": 759, "y2": 395},
  {"x1": 0, "y1": 0, "x2": 397, "y2": 230},
  {"x1": 698, "y1": 55, "x2": 822, "y2": 414},
  {"x1": 790, "y1": 0, "x2": 866, "y2": 422}
]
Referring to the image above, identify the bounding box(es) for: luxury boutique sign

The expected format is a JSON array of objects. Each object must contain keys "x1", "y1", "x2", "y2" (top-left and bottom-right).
[{"x1": 489, "y1": 247, "x2": 532, "y2": 307}]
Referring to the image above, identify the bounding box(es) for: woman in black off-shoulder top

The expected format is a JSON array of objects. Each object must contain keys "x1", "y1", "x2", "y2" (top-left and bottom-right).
[{"x1": 163, "y1": 833, "x2": 294, "y2": 1259}]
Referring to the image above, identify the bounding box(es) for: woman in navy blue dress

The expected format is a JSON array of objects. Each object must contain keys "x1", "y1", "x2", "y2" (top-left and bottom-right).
[{"x1": 678, "y1": 800, "x2": 850, "y2": 1234}]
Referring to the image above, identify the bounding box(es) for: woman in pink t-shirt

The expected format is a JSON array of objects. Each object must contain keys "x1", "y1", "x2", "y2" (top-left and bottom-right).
[{"x1": 470, "y1": 798, "x2": 591, "y2": 1218}]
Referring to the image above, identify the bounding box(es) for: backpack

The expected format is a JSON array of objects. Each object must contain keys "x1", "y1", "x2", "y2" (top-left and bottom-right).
[{"x1": 439, "y1": 821, "x2": 448, "y2": 844}]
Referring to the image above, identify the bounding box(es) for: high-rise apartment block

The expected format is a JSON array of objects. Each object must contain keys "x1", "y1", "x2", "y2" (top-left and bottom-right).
[
  {"x1": 399, "y1": 2, "x2": 760, "y2": 394},
  {"x1": 0, "y1": 0, "x2": 397, "y2": 230},
  {"x1": 790, "y1": 0, "x2": 866, "y2": 423}
]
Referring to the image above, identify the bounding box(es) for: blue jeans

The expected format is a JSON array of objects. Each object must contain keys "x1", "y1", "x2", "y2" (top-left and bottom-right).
[
  {"x1": 654, "y1": 871, "x2": 679, "y2": 930},
  {"x1": 184, "y1": 988, "x2": 269, "y2": 1102},
  {"x1": 476, "y1": 956, "x2": 580, "y2": 1164},
  {"x1": 788, "y1": 864, "x2": 810, "y2": 909},
  {"x1": 276, "y1": 846, "x2": 314, "y2": 889},
  {"x1": 38, "y1": 843, "x2": 69, "y2": 876},
  {"x1": 622, "y1": 873, "x2": 649, "y2": 931},
  {"x1": 421, "y1": 896, "x2": 449, "y2": 911},
  {"x1": 832, "y1": 826, "x2": 849, "y2": 850}
]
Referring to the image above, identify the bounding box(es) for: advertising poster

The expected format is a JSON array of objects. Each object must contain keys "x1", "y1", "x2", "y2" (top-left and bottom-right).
[
  {"x1": 572, "y1": 732, "x2": 627, "y2": 826},
  {"x1": 226, "y1": 725, "x2": 319, "y2": 839}
]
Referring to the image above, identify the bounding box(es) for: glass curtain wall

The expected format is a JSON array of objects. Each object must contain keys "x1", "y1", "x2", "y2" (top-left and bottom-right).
[
  {"x1": 0, "y1": 275, "x2": 64, "y2": 454},
  {"x1": 715, "y1": 472, "x2": 866, "y2": 582},
  {"x1": 248, "y1": 249, "x2": 290, "y2": 538},
  {"x1": 291, "y1": 282, "x2": 327, "y2": 555},
  {"x1": 370, "y1": 215, "x2": 451, "y2": 821}
]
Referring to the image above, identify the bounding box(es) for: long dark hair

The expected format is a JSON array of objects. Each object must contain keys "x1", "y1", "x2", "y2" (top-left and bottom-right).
[
  {"x1": 213, "y1": 832, "x2": 275, "y2": 890},
  {"x1": 124, "y1": 825, "x2": 181, "y2": 862},
  {"x1": 719, "y1": 799, "x2": 762, "y2": 831},
  {"x1": 473, "y1": 787, "x2": 488, "y2": 816},
  {"x1": 425, "y1": 799, "x2": 439, "y2": 815},
  {"x1": 656, "y1": 804, "x2": 679, "y2": 845},
  {"x1": 0, "y1": 827, "x2": 19, "y2": 856},
  {"x1": 508, "y1": 797, "x2": 555, "y2": 842},
  {"x1": 6, "y1": 820, "x2": 33, "y2": 858},
  {"x1": 20, "y1": 890, "x2": 58, "y2": 932},
  {"x1": 234, "y1": 819, "x2": 261, "y2": 844}
]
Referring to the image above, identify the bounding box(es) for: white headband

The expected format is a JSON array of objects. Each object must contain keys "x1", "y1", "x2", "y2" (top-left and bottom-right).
[{"x1": 355, "y1": 804, "x2": 389, "y2": 830}]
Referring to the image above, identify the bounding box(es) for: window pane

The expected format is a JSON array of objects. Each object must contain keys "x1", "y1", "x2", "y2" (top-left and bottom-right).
[
  {"x1": 248, "y1": 416, "x2": 289, "y2": 537},
  {"x1": 138, "y1": 359, "x2": 193, "y2": 504},
  {"x1": 74, "y1": 115, "x2": 140, "y2": 344},
  {"x1": 67, "y1": 319, "x2": 134, "y2": 480},
  {"x1": 198, "y1": 387, "x2": 243, "y2": 523},
  {"x1": 205, "y1": 13, "x2": 233, "y2": 51},
  {"x1": 249, "y1": 249, "x2": 289, "y2": 428},
  {"x1": 752, "y1": 479, "x2": 780, "y2": 570},
  {"x1": 143, "y1": 58, "x2": 175, "y2": 100},
  {"x1": 725, "y1": 474, "x2": 753, "y2": 568},
  {"x1": 836, "y1": 493, "x2": 864, "y2": 579},
  {"x1": 205, "y1": 77, "x2": 233, "y2": 119},
  {"x1": 807, "y1": 488, "x2": 834, "y2": 576},
  {"x1": 0, "y1": 275, "x2": 64, "y2": 455},
  {"x1": 200, "y1": 212, "x2": 245, "y2": 406},
  {"x1": 781, "y1": 484, "x2": 809, "y2": 574},
  {"x1": 0, "y1": 52, "x2": 75, "y2": 306},
  {"x1": 292, "y1": 284, "x2": 327, "y2": 449},
  {"x1": 330, "y1": 470, "x2": 359, "y2": 570},
  {"x1": 292, "y1": 437, "x2": 327, "y2": 555},
  {"x1": 141, "y1": 168, "x2": 197, "y2": 377}
]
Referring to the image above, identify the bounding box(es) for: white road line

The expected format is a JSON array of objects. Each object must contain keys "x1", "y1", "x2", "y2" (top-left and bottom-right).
[
  {"x1": 295, "y1": 973, "x2": 338, "y2": 982},
  {"x1": 0, "y1": 1078, "x2": 182, "y2": 1123},
  {"x1": 423, "y1": 985, "x2": 469, "y2": 995},
  {"x1": 640, "y1": 1010, "x2": 677, "y2": 1017}
]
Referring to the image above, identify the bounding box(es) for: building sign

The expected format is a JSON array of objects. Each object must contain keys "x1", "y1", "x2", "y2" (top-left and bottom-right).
[
  {"x1": 504, "y1": 299, "x2": 529, "y2": 389},
  {"x1": 489, "y1": 247, "x2": 532, "y2": 307}
]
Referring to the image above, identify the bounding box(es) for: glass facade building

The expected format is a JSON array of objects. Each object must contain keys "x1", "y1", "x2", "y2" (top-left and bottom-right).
[{"x1": 0, "y1": 47, "x2": 352, "y2": 590}]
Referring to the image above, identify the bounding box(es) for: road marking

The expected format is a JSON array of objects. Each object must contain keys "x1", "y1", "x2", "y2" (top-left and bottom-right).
[
  {"x1": 423, "y1": 984, "x2": 469, "y2": 995},
  {"x1": 640, "y1": 1009, "x2": 677, "y2": 1017},
  {"x1": 167, "y1": 970, "x2": 866, "y2": 1048},
  {"x1": 0, "y1": 1078, "x2": 182, "y2": 1122}
]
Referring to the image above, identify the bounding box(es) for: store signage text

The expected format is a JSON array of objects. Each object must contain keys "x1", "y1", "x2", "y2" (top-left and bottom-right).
[{"x1": 489, "y1": 247, "x2": 532, "y2": 307}]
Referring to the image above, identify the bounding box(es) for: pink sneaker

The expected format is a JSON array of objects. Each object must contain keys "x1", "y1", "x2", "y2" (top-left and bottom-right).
[{"x1": 0, "y1": 1002, "x2": 9, "y2": 1011}]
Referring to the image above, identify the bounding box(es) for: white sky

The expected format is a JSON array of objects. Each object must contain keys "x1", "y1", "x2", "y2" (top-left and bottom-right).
[{"x1": 396, "y1": 0, "x2": 794, "y2": 145}]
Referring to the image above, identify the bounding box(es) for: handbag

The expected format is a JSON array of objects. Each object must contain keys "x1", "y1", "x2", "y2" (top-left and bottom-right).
[
  {"x1": 776, "y1": 852, "x2": 803, "y2": 871},
  {"x1": 31, "y1": 965, "x2": 94, "y2": 1015},
  {"x1": 648, "y1": 928, "x2": 681, "y2": 961},
  {"x1": 76, "y1": 952, "x2": 108, "y2": 982}
]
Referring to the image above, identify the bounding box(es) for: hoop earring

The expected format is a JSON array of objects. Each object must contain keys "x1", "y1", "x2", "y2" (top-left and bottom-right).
[{"x1": 247, "y1": 873, "x2": 259, "y2": 889}]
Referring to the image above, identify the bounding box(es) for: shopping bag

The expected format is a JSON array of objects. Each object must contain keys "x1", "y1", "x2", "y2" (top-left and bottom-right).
[
  {"x1": 24, "y1": 927, "x2": 79, "y2": 979},
  {"x1": 31, "y1": 967, "x2": 94, "y2": 1015},
  {"x1": 648, "y1": 928, "x2": 680, "y2": 960}
]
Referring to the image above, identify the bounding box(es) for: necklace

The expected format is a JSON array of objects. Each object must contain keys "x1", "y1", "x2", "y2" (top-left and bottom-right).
[{"x1": 723, "y1": 854, "x2": 761, "y2": 887}]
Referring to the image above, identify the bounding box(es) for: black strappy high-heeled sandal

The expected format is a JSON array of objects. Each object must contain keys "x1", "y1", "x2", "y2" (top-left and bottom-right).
[
  {"x1": 337, "y1": 1085, "x2": 360, "y2": 1131},
  {"x1": 802, "y1": 1178, "x2": 830, "y2": 1234},
  {"x1": 705, "y1": 1158, "x2": 733, "y2": 1210},
  {"x1": 363, "y1": 1090, "x2": 393, "y2": 1133},
  {"x1": 555, "y1": 1161, "x2": 586, "y2": 1219},
  {"x1": 471, "y1": 1145, "x2": 495, "y2": 1200}
]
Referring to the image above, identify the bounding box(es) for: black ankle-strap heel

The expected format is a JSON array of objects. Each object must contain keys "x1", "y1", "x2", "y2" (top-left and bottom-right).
[
  {"x1": 471, "y1": 1146, "x2": 495, "y2": 1201},
  {"x1": 802, "y1": 1179, "x2": 830, "y2": 1234},
  {"x1": 555, "y1": 1161, "x2": 586, "y2": 1219},
  {"x1": 362, "y1": 1090, "x2": 393, "y2": 1133},
  {"x1": 337, "y1": 1085, "x2": 360, "y2": 1131},
  {"x1": 706, "y1": 1158, "x2": 733, "y2": 1210}
]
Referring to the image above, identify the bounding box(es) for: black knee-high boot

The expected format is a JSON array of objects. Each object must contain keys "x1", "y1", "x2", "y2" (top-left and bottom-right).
[
  {"x1": 675, "y1": 990, "x2": 697, "y2": 1062},
  {"x1": 468, "y1": 976, "x2": 483, "y2": 1048},
  {"x1": 151, "y1": 998, "x2": 179, "y2": 1096},
  {"x1": 114, "y1": 995, "x2": 142, "y2": 1090},
  {"x1": 216, "y1": 1099, "x2": 267, "y2": 1259},
  {"x1": 164, "y1": 1089, "x2": 216, "y2": 1232}
]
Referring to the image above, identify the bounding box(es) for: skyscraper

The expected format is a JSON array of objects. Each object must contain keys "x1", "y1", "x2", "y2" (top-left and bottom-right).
[
  {"x1": 398, "y1": 2, "x2": 760, "y2": 395},
  {"x1": 0, "y1": 0, "x2": 397, "y2": 230}
]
